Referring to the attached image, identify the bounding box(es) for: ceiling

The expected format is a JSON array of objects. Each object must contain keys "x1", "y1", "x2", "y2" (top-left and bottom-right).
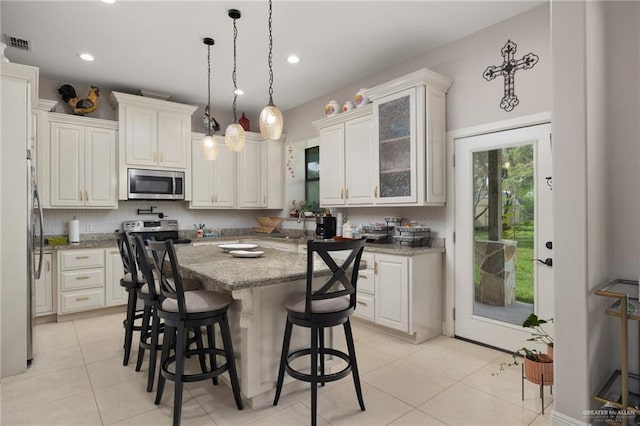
[{"x1": 1, "y1": 1, "x2": 543, "y2": 119}]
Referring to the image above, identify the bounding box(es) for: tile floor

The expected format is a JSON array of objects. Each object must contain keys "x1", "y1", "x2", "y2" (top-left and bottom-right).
[{"x1": 0, "y1": 312, "x2": 553, "y2": 425}]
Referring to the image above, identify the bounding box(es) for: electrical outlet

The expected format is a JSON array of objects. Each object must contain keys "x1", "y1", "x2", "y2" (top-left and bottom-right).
[{"x1": 86, "y1": 223, "x2": 93, "y2": 232}]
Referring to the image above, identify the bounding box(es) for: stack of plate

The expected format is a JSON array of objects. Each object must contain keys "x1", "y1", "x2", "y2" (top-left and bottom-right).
[
  {"x1": 362, "y1": 224, "x2": 393, "y2": 243},
  {"x1": 393, "y1": 226, "x2": 431, "y2": 247}
]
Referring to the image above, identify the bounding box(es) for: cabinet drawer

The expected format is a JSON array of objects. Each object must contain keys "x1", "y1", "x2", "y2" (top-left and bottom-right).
[
  {"x1": 354, "y1": 293, "x2": 374, "y2": 321},
  {"x1": 357, "y1": 269, "x2": 374, "y2": 294},
  {"x1": 361, "y1": 253, "x2": 374, "y2": 269},
  {"x1": 61, "y1": 269, "x2": 104, "y2": 291},
  {"x1": 60, "y1": 250, "x2": 104, "y2": 270},
  {"x1": 60, "y1": 289, "x2": 105, "y2": 314}
]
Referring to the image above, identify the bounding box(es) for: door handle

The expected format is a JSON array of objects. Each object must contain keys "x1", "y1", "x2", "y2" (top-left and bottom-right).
[{"x1": 533, "y1": 258, "x2": 553, "y2": 267}]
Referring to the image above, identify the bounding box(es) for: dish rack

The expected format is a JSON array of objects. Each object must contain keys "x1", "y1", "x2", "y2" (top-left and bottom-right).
[
  {"x1": 393, "y1": 226, "x2": 431, "y2": 247},
  {"x1": 361, "y1": 218, "x2": 403, "y2": 243},
  {"x1": 253, "y1": 217, "x2": 283, "y2": 235}
]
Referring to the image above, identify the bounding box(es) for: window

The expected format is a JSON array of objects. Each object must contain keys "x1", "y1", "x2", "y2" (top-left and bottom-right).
[{"x1": 305, "y1": 146, "x2": 320, "y2": 212}]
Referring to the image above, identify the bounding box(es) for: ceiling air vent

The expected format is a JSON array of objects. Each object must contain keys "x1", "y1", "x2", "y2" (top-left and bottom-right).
[{"x1": 4, "y1": 34, "x2": 31, "y2": 51}]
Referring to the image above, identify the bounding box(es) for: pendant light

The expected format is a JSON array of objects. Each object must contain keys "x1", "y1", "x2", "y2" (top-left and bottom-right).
[
  {"x1": 259, "y1": 0, "x2": 283, "y2": 141},
  {"x1": 201, "y1": 37, "x2": 220, "y2": 160},
  {"x1": 224, "y1": 9, "x2": 246, "y2": 152}
]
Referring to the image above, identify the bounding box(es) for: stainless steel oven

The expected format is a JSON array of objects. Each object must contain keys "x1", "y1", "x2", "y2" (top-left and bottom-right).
[{"x1": 127, "y1": 169, "x2": 185, "y2": 200}]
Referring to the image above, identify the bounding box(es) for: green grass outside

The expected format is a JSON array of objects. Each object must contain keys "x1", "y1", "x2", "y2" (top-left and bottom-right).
[{"x1": 474, "y1": 224, "x2": 534, "y2": 304}]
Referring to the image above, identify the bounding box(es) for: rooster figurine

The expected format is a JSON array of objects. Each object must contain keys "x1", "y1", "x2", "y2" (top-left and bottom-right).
[{"x1": 57, "y1": 84, "x2": 100, "y2": 116}]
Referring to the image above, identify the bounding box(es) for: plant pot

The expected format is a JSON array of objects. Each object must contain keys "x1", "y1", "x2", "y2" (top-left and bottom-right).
[
  {"x1": 546, "y1": 344, "x2": 554, "y2": 360},
  {"x1": 524, "y1": 354, "x2": 553, "y2": 385}
]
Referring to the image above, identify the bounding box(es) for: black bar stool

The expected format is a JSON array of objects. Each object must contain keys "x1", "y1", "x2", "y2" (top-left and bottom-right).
[
  {"x1": 273, "y1": 238, "x2": 367, "y2": 426},
  {"x1": 148, "y1": 240, "x2": 243, "y2": 426},
  {"x1": 115, "y1": 230, "x2": 146, "y2": 366}
]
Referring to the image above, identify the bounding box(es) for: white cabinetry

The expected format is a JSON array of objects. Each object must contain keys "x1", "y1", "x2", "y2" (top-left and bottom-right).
[
  {"x1": 366, "y1": 68, "x2": 451, "y2": 206},
  {"x1": 191, "y1": 136, "x2": 236, "y2": 208},
  {"x1": 190, "y1": 132, "x2": 284, "y2": 210},
  {"x1": 57, "y1": 249, "x2": 105, "y2": 315},
  {"x1": 314, "y1": 105, "x2": 374, "y2": 207},
  {"x1": 35, "y1": 252, "x2": 54, "y2": 316},
  {"x1": 374, "y1": 254, "x2": 409, "y2": 331},
  {"x1": 49, "y1": 114, "x2": 117, "y2": 208},
  {"x1": 110, "y1": 91, "x2": 197, "y2": 200},
  {"x1": 105, "y1": 248, "x2": 127, "y2": 307}
]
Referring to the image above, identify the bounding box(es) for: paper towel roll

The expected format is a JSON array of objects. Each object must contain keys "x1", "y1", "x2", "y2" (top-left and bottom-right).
[
  {"x1": 336, "y1": 213, "x2": 344, "y2": 237},
  {"x1": 69, "y1": 217, "x2": 80, "y2": 244}
]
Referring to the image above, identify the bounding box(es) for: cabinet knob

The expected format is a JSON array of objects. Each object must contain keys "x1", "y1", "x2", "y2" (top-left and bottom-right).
[
  {"x1": 358, "y1": 274, "x2": 368, "y2": 279},
  {"x1": 374, "y1": 261, "x2": 378, "y2": 274},
  {"x1": 79, "y1": 190, "x2": 83, "y2": 201},
  {"x1": 76, "y1": 296, "x2": 90, "y2": 302},
  {"x1": 46, "y1": 260, "x2": 50, "y2": 272},
  {"x1": 85, "y1": 191, "x2": 89, "y2": 201},
  {"x1": 345, "y1": 188, "x2": 349, "y2": 199},
  {"x1": 357, "y1": 300, "x2": 368, "y2": 307},
  {"x1": 75, "y1": 256, "x2": 90, "y2": 260},
  {"x1": 75, "y1": 276, "x2": 90, "y2": 280},
  {"x1": 340, "y1": 189, "x2": 344, "y2": 200}
]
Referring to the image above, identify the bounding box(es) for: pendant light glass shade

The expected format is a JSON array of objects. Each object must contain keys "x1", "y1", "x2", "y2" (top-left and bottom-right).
[
  {"x1": 259, "y1": 0, "x2": 284, "y2": 141},
  {"x1": 259, "y1": 103, "x2": 283, "y2": 140},
  {"x1": 224, "y1": 123, "x2": 245, "y2": 152},
  {"x1": 201, "y1": 135, "x2": 219, "y2": 160}
]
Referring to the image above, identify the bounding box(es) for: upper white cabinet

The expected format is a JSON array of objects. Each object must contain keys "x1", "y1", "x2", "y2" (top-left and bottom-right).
[
  {"x1": 314, "y1": 105, "x2": 374, "y2": 207},
  {"x1": 366, "y1": 68, "x2": 451, "y2": 206},
  {"x1": 110, "y1": 91, "x2": 197, "y2": 199},
  {"x1": 190, "y1": 132, "x2": 284, "y2": 210},
  {"x1": 48, "y1": 113, "x2": 118, "y2": 208}
]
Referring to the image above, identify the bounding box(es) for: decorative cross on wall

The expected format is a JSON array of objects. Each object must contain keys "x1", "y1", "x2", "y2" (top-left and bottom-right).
[{"x1": 483, "y1": 40, "x2": 539, "y2": 112}]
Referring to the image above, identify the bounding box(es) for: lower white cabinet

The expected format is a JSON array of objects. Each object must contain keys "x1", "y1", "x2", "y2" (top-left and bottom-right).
[
  {"x1": 105, "y1": 248, "x2": 127, "y2": 307},
  {"x1": 35, "y1": 253, "x2": 54, "y2": 316},
  {"x1": 374, "y1": 254, "x2": 409, "y2": 332},
  {"x1": 57, "y1": 248, "x2": 106, "y2": 315}
]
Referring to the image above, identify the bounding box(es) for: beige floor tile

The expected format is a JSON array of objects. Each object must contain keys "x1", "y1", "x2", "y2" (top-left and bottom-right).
[
  {"x1": 529, "y1": 413, "x2": 552, "y2": 425},
  {"x1": 357, "y1": 332, "x2": 424, "y2": 358},
  {"x1": 0, "y1": 390, "x2": 102, "y2": 425},
  {"x1": 418, "y1": 383, "x2": 537, "y2": 426},
  {"x1": 352, "y1": 340, "x2": 398, "y2": 374},
  {"x1": 86, "y1": 355, "x2": 144, "y2": 390},
  {"x1": 389, "y1": 408, "x2": 449, "y2": 425},
  {"x1": 246, "y1": 401, "x2": 330, "y2": 425},
  {"x1": 25, "y1": 345, "x2": 85, "y2": 377},
  {"x1": 94, "y1": 376, "x2": 192, "y2": 425},
  {"x1": 300, "y1": 381, "x2": 413, "y2": 426},
  {"x1": 112, "y1": 397, "x2": 216, "y2": 426},
  {"x1": 81, "y1": 336, "x2": 130, "y2": 365},
  {"x1": 363, "y1": 359, "x2": 456, "y2": 406},
  {"x1": 461, "y1": 354, "x2": 553, "y2": 415},
  {"x1": 0, "y1": 365, "x2": 92, "y2": 415},
  {"x1": 74, "y1": 312, "x2": 127, "y2": 345},
  {"x1": 34, "y1": 320, "x2": 79, "y2": 352}
]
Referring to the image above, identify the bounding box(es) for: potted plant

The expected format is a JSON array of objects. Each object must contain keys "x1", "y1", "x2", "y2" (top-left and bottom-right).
[{"x1": 495, "y1": 313, "x2": 554, "y2": 385}]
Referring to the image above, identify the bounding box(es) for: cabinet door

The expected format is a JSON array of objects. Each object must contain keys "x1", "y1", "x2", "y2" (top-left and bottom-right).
[
  {"x1": 50, "y1": 121, "x2": 84, "y2": 207},
  {"x1": 35, "y1": 253, "x2": 54, "y2": 316},
  {"x1": 212, "y1": 142, "x2": 236, "y2": 207},
  {"x1": 318, "y1": 123, "x2": 346, "y2": 206},
  {"x1": 345, "y1": 115, "x2": 374, "y2": 205},
  {"x1": 237, "y1": 140, "x2": 264, "y2": 208},
  {"x1": 374, "y1": 254, "x2": 409, "y2": 332},
  {"x1": 265, "y1": 139, "x2": 284, "y2": 209},
  {"x1": 125, "y1": 105, "x2": 157, "y2": 166},
  {"x1": 84, "y1": 127, "x2": 117, "y2": 207},
  {"x1": 105, "y1": 249, "x2": 127, "y2": 307},
  {"x1": 373, "y1": 88, "x2": 417, "y2": 204},
  {"x1": 425, "y1": 87, "x2": 447, "y2": 204},
  {"x1": 158, "y1": 111, "x2": 189, "y2": 168},
  {"x1": 190, "y1": 139, "x2": 216, "y2": 207}
]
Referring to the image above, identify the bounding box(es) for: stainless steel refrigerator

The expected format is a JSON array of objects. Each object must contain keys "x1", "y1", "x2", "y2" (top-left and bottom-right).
[{"x1": 27, "y1": 149, "x2": 44, "y2": 364}]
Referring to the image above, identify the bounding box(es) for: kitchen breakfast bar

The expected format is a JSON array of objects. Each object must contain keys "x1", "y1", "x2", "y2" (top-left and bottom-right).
[{"x1": 173, "y1": 244, "x2": 340, "y2": 408}]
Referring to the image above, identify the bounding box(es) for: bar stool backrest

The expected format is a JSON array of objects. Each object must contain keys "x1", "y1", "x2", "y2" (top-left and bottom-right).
[
  {"x1": 133, "y1": 234, "x2": 160, "y2": 299},
  {"x1": 147, "y1": 239, "x2": 187, "y2": 316},
  {"x1": 304, "y1": 238, "x2": 367, "y2": 320},
  {"x1": 116, "y1": 230, "x2": 140, "y2": 285}
]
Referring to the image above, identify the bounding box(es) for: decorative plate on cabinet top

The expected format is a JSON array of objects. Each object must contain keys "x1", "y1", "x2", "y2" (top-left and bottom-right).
[
  {"x1": 217, "y1": 243, "x2": 259, "y2": 252},
  {"x1": 229, "y1": 250, "x2": 265, "y2": 258}
]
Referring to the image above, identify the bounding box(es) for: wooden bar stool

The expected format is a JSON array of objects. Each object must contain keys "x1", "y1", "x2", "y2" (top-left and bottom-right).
[
  {"x1": 273, "y1": 238, "x2": 367, "y2": 426},
  {"x1": 148, "y1": 240, "x2": 243, "y2": 426}
]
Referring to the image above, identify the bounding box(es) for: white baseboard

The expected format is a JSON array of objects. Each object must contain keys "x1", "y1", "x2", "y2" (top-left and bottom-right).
[{"x1": 551, "y1": 410, "x2": 589, "y2": 426}]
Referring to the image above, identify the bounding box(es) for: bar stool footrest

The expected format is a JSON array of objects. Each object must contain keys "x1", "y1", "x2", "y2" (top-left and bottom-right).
[
  {"x1": 160, "y1": 348, "x2": 230, "y2": 383},
  {"x1": 285, "y1": 347, "x2": 352, "y2": 383}
]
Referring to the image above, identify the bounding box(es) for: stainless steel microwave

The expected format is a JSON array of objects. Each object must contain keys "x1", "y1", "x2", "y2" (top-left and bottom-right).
[{"x1": 127, "y1": 169, "x2": 185, "y2": 200}]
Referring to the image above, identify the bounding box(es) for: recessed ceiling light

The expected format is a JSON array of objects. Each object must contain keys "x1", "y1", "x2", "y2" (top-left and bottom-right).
[
  {"x1": 78, "y1": 53, "x2": 95, "y2": 62},
  {"x1": 234, "y1": 89, "x2": 244, "y2": 96},
  {"x1": 101, "y1": 0, "x2": 116, "y2": 4},
  {"x1": 287, "y1": 55, "x2": 300, "y2": 64}
]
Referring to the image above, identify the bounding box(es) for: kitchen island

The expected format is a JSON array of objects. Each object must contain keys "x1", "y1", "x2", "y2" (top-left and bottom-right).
[{"x1": 174, "y1": 244, "x2": 336, "y2": 408}]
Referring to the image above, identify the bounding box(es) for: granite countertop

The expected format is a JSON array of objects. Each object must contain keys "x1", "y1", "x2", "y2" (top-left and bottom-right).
[{"x1": 175, "y1": 245, "x2": 331, "y2": 291}]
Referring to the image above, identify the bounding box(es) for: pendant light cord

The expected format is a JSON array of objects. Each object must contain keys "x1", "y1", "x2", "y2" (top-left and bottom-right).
[
  {"x1": 206, "y1": 43, "x2": 212, "y2": 135},
  {"x1": 267, "y1": 0, "x2": 274, "y2": 105},
  {"x1": 232, "y1": 16, "x2": 239, "y2": 123}
]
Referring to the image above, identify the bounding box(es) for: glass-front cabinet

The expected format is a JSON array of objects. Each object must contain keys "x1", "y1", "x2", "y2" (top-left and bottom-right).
[{"x1": 373, "y1": 88, "x2": 417, "y2": 204}]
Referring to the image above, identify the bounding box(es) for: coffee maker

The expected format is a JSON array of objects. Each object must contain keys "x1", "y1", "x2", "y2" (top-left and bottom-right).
[{"x1": 315, "y1": 216, "x2": 337, "y2": 239}]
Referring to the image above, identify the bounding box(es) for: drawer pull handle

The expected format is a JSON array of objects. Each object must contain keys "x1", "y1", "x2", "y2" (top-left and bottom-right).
[
  {"x1": 358, "y1": 274, "x2": 368, "y2": 279},
  {"x1": 75, "y1": 276, "x2": 90, "y2": 280},
  {"x1": 76, "y1": 296, "x2": 90, "y2": 302},
  {"x1": 75, "y1": 256, "x2": 90, "y2": 260},
  {"x1": 357, "y1": 301, "x2": 368, "y2": 306}
]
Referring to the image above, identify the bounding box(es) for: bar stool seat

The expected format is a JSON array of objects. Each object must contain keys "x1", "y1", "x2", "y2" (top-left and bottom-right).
[
  {"x1": 161, "y1": 290, "x2": 230, "y2": 313},
  {"x1": 284, "y1": 293, "x2": 351, "y2": 314}
]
